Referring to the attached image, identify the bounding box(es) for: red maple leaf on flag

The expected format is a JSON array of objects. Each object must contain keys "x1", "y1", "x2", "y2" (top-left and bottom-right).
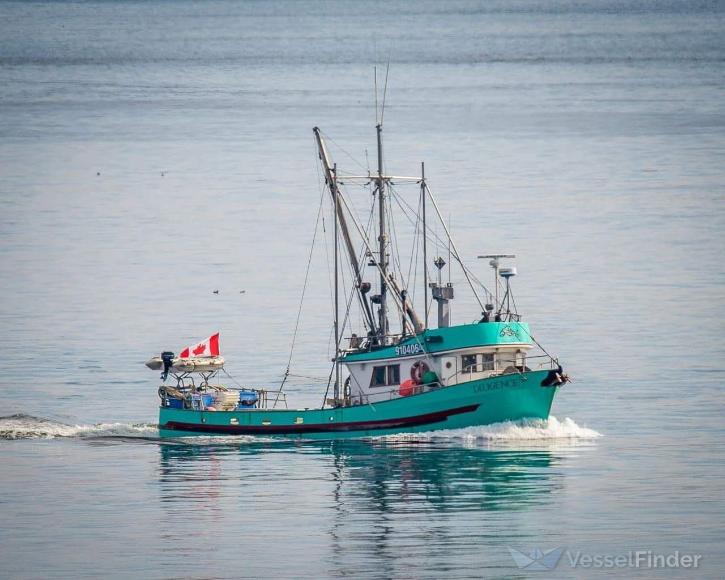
[{"x1": 179, "y1": 333, "x2": 219, "y2": 359}]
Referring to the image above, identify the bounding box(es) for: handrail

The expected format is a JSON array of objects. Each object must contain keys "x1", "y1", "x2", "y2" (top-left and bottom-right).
[
  {"x1": 444, "y1": 353, "x2": 557, "y2": 383},
  {"x1": 158, "y1": 384, "x2": 287, "y2": 410},
  {"x1": 349, "y1": 380, "x2": 443, "y2": 405},
  {"x1": 523, "y1": 354, "x2": 560, "y2": 369}
]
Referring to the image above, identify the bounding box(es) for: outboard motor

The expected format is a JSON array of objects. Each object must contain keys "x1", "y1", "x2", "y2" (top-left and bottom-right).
[{"x1": 160, "y1": 351, "x2": 175, "y2": 381}]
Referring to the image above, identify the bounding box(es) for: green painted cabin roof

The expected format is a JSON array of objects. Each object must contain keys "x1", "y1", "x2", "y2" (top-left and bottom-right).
[{"x1": 341, "y1": 321, "x2": 533, "y2": 363}]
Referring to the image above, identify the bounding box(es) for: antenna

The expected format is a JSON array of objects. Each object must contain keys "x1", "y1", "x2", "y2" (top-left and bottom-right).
[
  {"x1": 374, "y1": 66, "x2": 378, "y2": 125},
  {"x1": 478, "y1": 254, "x2": 516, "y2": 312},
  {"x1": 499, "y1": 266, "x2": 517, "y2": 319},
  {"x1": 447, "y1": 214, "x2": 452, "y2": 284},
  {"x1": 421, "y1": 162, "x2": 428, "y2": 329},
  {"x1": 380, "y1": 58, "x2": 390, "y2": 127}
]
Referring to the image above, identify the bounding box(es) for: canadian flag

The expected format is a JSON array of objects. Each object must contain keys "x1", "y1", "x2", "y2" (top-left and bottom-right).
[{"x1": 179, "y1": 333, "x2": 220, "y2": 358}]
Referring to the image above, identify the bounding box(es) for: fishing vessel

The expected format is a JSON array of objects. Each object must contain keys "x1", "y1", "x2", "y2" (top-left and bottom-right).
[{"x1": 150, "y1": 123, "x2": 569, "y2": 439}]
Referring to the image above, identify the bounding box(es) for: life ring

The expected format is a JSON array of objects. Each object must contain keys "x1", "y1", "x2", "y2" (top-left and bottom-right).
[{"x1": 410, "y1": 361, "x2": 429, "y2": 385}]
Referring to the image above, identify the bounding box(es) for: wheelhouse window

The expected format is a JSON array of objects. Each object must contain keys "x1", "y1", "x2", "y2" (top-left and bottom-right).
[
  {"x1": 461, "y1": 353, "x2": 495, "y2": 373},
  {"x1": 370, "y1": 364, "x2": 400, "y2": 387},
  {"x1": 462, "y1": 354, "x2": 478, "y2": 372},
  {"x1": 481, "y1": 353, "x2": 494, "y2": 371}
]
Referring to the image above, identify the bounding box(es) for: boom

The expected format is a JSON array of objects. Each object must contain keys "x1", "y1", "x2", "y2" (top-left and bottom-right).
[{"x1": 313, "y1": 127, "x2": 377, "y2": 335}]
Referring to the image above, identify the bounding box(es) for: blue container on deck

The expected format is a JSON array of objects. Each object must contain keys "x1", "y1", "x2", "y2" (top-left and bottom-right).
[
  {"x1": 238, "y1": 390, "x2": 259, "y2": 408},
  {"x1": 190, "y1": 393, "x2": 216, "y2": 409},
  {"x1": 167, "y1": 398, "x2": 184, "y2": 409}
]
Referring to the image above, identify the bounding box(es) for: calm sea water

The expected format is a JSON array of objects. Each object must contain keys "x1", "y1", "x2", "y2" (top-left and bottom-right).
[{"x1": 1, "y1": 1, "x2": 724, "y2": 578}]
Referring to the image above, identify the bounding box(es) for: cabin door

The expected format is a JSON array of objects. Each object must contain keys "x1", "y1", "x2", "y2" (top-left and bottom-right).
[{"x1": 440, "y1": 355, "x2": 458, "y2": 386}]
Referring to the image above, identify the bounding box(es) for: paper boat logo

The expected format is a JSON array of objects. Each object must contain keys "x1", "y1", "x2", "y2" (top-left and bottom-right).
[{"x1": 508, "y1": 547, "x2": 565, "y2": 571}]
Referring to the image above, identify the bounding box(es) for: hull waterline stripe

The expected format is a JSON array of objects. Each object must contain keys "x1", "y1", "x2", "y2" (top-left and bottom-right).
[{"x1": 162, "y1": 404, "x2": 480, "y2": 435}]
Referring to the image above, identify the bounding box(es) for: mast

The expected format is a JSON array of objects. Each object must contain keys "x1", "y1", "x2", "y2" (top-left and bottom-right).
[
  {"x1": 421, "y1": 162, "x2": 428, "y2": 330},
  {"x1": 313, "y1": 127, "x2": 377, "y2": 335},
  {"x1": 335, "y1": 192, "x2": 422, "y2": 335},
  {"x1": 314, "y1": 125, "x2": 424, "y2": 340},
  {"x1": 333, "y1": 163, "x2": 340, "y2": 403},
  {"x1": 376, "y1": 123, "x2": 389, "y2": 341}
]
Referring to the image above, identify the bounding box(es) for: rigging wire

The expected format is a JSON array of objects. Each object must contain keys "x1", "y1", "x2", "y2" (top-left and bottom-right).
[
  {"x1": 322, "y1": 182, "x2": 377, "y2": 408},
  {"x1": 390, "y1": 186, "x2": 556, "y2": 361},
  {"x1": 221, "y1": 367, "x2": 245, "y2": 389},
  {"x1": 409, "y1": 195, "x2": 423, "y2": 307},
  {"x1": 322, "y1": 276, "x2": 358, "y2": 407},
  {"x1": 320, "y1": 129, "x2": 369, "y2": 174},
  {"x1": 390, "y1": 183, "x2": 493, "y2": 306},
  {"x1": 390, "y1": 187, "x2": 449, "y2": 256},
  {"x1": 321, "y1": 212, "x2": 334, "y2": 312},
  {"x1": 322, "y1": 361, "x2": 336, "y2": 408},
  {"x1": 423, "y1": 182, "x2": 486, "y2": 311},
  {"x1": 272, "y1": 164, "x2": 327, "y2": 407},
  {"x1": 285, "y1": 372, "x2": 330, "y2": 383},
  {"x1": 341, "y1": 195, "x2": 375, "y2": 335},
  {"x1": 337, "y1": 180, "x2": 377, "y2": 334},
  {"x1": 387, "y1": 186, "x2": 406, "y2": 291},
  {"x1": 405, "y1": 192, "x2": 422, "y2": 303},
  {"x1": 380, "y1": 58, "x2": 390, "y2": 127},
  {"x1": 362, "y1": 189, "x2": 437, "y2": 368},
  {"x1": 466, "y1": 269, "x2": 495, "y2": 306},
  {"x1": 387, "y1": 202, "x2": 406, "y2": 331},
  {"x1": 388, "y1": 185, "x2": 442, "y2": 314}
]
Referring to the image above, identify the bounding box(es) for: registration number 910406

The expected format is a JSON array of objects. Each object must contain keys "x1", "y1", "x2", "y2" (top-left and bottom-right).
[{"x1": 395, "y1": 344, "x2": 423, "y2": 356}]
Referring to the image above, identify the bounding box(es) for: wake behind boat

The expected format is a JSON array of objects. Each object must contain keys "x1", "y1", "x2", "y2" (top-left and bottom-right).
[{"x1": 149, "y1": 123, "x2": 569, "y2": 439}]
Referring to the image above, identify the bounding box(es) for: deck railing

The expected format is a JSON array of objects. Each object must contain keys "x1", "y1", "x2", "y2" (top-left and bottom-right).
[
  {"x1": 159, "y1": 385, "x2": 287, "y2": 410},
  {"x1": 346, "y1": 356, "x2": 560, "y2": 406}
]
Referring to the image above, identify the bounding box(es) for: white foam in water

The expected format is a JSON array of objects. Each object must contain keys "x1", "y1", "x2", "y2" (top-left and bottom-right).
[
  {"x1": 1, "y1": 414, "x2": 601, "y2": 445},
  {"x1": 0, "y1": 415, "x2": 287, "y2": 444},
  {"x1": 376, "y1": 416, "x2": 602, "y2": 445},
  {"x1": 0, "y1": 414, "x2": 158, "y2": 440}
]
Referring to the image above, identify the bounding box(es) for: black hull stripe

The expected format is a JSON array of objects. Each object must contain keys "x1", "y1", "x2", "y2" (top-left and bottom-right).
[{"x1": 162, "y1": 404, "x2": 480, "y2": 435}]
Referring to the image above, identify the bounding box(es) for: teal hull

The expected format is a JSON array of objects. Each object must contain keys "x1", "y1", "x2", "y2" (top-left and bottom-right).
[{"x1": 158, "y1": 370, "x2": 558, "y2": 440}]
